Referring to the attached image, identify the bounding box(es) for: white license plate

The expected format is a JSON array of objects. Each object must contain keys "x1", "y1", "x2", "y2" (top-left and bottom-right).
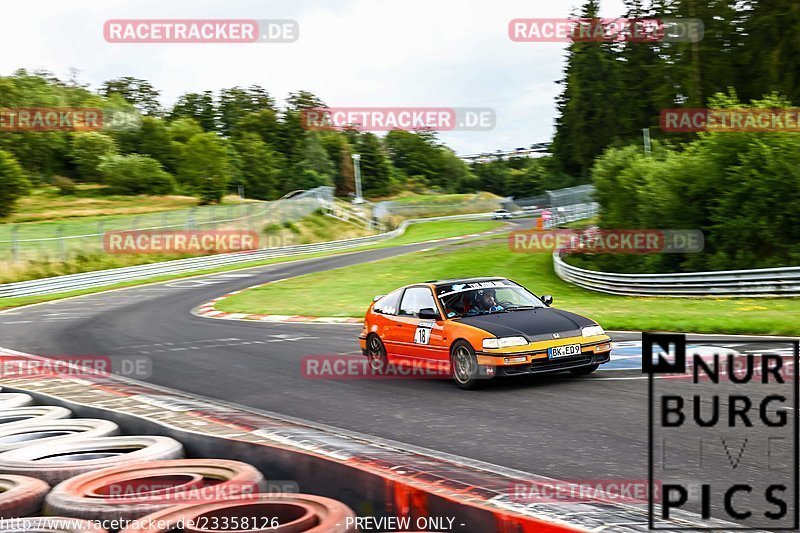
[{"x1": 548, "y1": 344, "x2": 582, "y2": 359}]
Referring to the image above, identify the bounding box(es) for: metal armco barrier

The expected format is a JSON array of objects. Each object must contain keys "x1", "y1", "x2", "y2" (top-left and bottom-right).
[
  {"x1": 0, "y1": 213, "x2": 492, "y2": 298},
  {"x1": 553, "y1": 251, "x2": 800, "y2": 297}
]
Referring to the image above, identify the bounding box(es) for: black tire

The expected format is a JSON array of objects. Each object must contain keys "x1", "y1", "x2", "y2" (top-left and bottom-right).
[
  {"x1": 365, "y1": 334, "x2": 388, "y2": 373},
  {"x1": 570, "y1": 363, "x2": 600, "y2": 376},
  {"x1": 450, "y1": 340, "x2": 487, "y2": 390}
]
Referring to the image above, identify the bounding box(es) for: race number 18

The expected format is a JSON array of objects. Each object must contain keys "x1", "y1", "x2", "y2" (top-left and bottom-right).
[{"x1": 414, "y1": 327, "x2": 431, "y2": 345}]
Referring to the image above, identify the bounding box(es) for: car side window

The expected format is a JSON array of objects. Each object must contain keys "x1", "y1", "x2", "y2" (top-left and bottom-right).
[
  {"x1": 373, "y1": 289, "x2": 402, "y2": 315},
  {"x1": 398, "y1": 287, "x2": 436, "y2": 317}
]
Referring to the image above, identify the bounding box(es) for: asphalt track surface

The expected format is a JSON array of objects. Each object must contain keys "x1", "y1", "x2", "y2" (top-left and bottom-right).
[{"x1": 0, "y1": 220, "x2": 797, "y2": 520}]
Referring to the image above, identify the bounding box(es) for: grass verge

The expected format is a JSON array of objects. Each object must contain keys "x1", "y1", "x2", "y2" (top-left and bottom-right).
[
  {"x1": 0, "y1": 219, "x2": 502, "y2": 310},
  {"x1": 216, "y1": 240, "x2": 800, "y2": 336}
]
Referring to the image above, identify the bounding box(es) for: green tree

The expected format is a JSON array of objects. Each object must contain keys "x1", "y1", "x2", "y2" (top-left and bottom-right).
[
  {"x1": 551, "y1": 0, "x2": 621, "y2": 178},
  {"x1": 219, "y1": 86, "x2": 276, "y2": 136},
  {"x1": 0, "y1": 150, "x2": 30, "y2": 218},
  {"x1": 170, "y1": 91, "x2": 216, "y2": 131},
  {"x1": 68, "y1": 132, "x2": 118, "y2": 182},
  {"x1": 101, "y1": 77, "x2": 162, "y2": 116},
  {"x1": 177, "y1": 133, "x2": 233, "y2": 203},
  {"x1": 355, "y1": 133, "x2": 393, "y2": 197},
  {"x1": 232, "y1": 133, "x2": 281, "y2": 200}
]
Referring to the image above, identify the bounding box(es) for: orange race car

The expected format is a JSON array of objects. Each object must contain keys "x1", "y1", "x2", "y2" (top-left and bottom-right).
[{"x1": 359, "y1": 277, "x2": 612, "y2": 389}]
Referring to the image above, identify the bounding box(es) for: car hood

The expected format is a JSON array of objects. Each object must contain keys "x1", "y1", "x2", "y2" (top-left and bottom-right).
[{"x1": 456, "y1": 308, "x2": 596, "y2": 343}]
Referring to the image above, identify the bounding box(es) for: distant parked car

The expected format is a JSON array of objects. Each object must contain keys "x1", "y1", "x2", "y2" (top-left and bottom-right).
[{"x1": 492, "y1": 209, "x2": 512, "y2": 220}]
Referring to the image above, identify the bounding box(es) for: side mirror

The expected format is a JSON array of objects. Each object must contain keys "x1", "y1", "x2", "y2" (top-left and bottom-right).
[
  {"x1": 418, "y1": 308, "x2": 441, "y2": 320},
  {"x1": 541, "y1": 294, "x2": 553, "y2": 306}
]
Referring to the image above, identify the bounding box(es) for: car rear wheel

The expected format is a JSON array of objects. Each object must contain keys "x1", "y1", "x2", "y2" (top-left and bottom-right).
[
  {"x1": 366, "y1": 334, "x2": 387, "y2": 372},
  {"x1": 451, "y1": 341, "x2": 486, "y2": 390},
  {"x1": 570, "y1": 363, "x2": 600, "y2": 376}
]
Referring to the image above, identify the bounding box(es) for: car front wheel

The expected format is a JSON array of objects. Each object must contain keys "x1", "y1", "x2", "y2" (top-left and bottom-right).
[
  {"x1": 450, "y1": 340, "x2": 486, "y2": 390},
  {"x1": 366, "y1": 334, "x2": 388, "y2": 372}
]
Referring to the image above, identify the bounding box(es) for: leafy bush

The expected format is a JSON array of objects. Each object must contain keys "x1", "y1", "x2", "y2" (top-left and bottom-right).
[
  {"x1": 590, "y1": 96, "x2": 800, "y2": 272},
  {"x1": 0, "y1": 150, "x2": 30, "y2": 218},
  {"x1": 98, "y1": 154, "x2": 175, "y2": 195},
  {"x1": 69, "y1": 132, "x2": 118, "y2": 182}
]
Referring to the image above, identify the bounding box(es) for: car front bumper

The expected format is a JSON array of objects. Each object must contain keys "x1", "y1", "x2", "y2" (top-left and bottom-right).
[{"x1": 475, "y1": 337, "x2": 612, "y2": 377}]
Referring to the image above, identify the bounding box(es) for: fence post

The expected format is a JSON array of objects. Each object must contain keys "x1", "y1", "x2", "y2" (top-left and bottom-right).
[
  {"x1": 11, "y1": 225, "x2": 18, "y2": 262},
  {"x1": 57, "y1": 224, "x2": 66, "y2": 261}
]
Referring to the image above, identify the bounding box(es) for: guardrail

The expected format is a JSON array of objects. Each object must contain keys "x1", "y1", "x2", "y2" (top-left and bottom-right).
[
  {"x1": 553, "y1": 251, "x2": 800, "y2": 297},
  {"x1": 0, "y1": 212, "x2": 492, "y2": 298}
]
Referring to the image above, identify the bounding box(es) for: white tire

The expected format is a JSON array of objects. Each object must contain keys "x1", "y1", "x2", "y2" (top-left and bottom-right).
[
  {"x1": 0, "y1": 419, "x2": 120, "y2": 453},
  {"x1": 0, "y1": 475, "x2": 49, "y2": 519},
  {"x1": 0, "y1": 407, "x2": 72, "y2": 430},
  {"x1": 0, "y1": 395, "x2": 33, "y2": 411},
  {"x1": 0, "y1": 436, "x2": 184, "y2": 485}
]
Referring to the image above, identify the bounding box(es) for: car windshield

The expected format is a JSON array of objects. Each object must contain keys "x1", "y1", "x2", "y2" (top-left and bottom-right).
[{"x1": 437, "y1": 282, "x2": 545, "y2": 318}]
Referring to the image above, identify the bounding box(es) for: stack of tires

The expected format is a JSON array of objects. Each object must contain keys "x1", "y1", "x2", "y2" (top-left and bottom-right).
[{"x1": 0, "y1": 390, "x2": 357, "y2": 532}]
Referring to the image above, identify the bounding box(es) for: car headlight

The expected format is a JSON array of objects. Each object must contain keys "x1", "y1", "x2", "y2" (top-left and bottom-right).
[
  {"x1": 482, "y1": 337, "x2": 528, "y2": 349},
  {"x1": 582, "y1": 325, "x2": 605, "y2": 337}
]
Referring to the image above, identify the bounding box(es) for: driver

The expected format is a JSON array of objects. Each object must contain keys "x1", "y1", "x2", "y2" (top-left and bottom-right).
[{"x1": 466, "y1": 288, "x2": 504, "y2": 315}]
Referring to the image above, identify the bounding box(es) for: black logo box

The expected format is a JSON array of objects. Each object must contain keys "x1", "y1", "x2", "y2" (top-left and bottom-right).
[{"x1": 645, "y1": 333, "x2": 799, "y2": 531}]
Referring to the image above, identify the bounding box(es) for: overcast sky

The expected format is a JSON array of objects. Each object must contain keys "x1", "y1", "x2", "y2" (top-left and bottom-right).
[{"x1": 2, "y1": 0, "x2": 627, "y2": 154}]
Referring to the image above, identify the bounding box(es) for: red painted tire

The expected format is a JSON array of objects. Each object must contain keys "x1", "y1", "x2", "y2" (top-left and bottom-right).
[
  {"x1": 0, "y1": 436, "x2": 184, "y2": 485},
  {"x1": 0, "y1": 419, "x2": 120, "y2": 453},
  {"x1": 119, "y1": 494, "x2": 357, "y2": 533},
  {"x1": 0, "y1": 407, "x2": 71, "y2": 429},
  {"x1": 45, "y1": 459, "x2": 266, "y2": 521},
  {"x1": 0, "y1": 475, "x2": 49, "y2": 519},
  {"x1": 0, "y1": 395, "x2": 33, "y2": 410},
  {"x1": 0, "y1": 516, "x2": 107, "y2": 533}
]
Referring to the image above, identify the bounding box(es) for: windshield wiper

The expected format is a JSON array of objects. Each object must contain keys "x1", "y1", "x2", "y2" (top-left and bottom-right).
[{"x1": 504, "y1": 305, "x2": 538, "y2": 311}]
